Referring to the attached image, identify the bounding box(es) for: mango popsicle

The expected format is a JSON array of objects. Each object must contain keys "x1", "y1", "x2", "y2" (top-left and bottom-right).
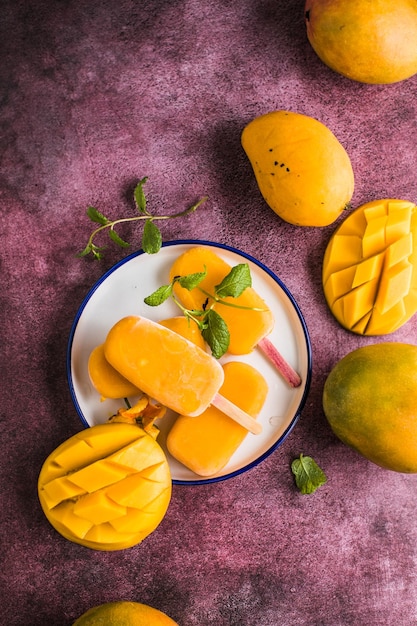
[
  {"x1": 169, "y1": 246, "x2": 301, "y2": 387},
  {"x1": 158, "y1": 315, "x2": 207, "y2": 351},
  {"x1": 167, "y1": 361, "x2": 268, "y2": 476},
  {"x1": 104, "y1": 316, "x2": 262, "y2": 434},
  {"x1": 88, "y1": 316, "x2": 207, "y2": 401},
  {"x1": 88, "y1": 344, "x2": 142, "y2": 400}
]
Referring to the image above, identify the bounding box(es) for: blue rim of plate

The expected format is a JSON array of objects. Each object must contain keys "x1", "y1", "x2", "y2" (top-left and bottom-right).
[{"x1": 67, "y1": 239, "x2": 312, "y2": 486}]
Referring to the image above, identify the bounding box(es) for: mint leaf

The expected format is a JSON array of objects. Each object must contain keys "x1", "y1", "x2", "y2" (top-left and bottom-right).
[
  {"x1": 108, "y1": 229, "x2": 130, "y2": 248},
  {"x1": 142, "y1": 219, "x2": 162, "y2": 254},
  {"x1": 215, "y1": 263, "x2": 251, "y2": 299},
  {"x1": 144, "y1": 284, "x2": 173, "y2": 306},
  {"x1": 176, "y1": 268, "x2": 207, "y2": 291},
  {"x1": 201, "y1": 309, "x2": 230, "y2": 359},
  {"x1": 291, "y1": 454, "x2": 327, "y2": 494},
  {"x1": 134, "y1": 177, "x2": 148, "y2": 214},
  {"x1": 87, "y1": 206, "x2": 110, "y2": 225}
]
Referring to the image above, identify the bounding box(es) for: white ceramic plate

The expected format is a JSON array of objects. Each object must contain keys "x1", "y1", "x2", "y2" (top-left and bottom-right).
[{"x1": 67, "y1": 240, "x2": 312, "y2": 485}]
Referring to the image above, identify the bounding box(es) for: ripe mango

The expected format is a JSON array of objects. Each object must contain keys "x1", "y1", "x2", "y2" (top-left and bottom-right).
[
  {"x1": 323, "y1": 199, "x2": 417, "y2": 335},
  {"x1": 305, "y1": 0, "x2": 417, "y2": 84},
  {"x1": 38, "y1": 423, "x2": 172, "y2": 550},
  {"x1": 72, "y1": 601, "x2": 179, "y2": 625},
  {"x1": 323, "y1": 343, "x2": 417, "y2": 472},
  {"x1": 241, "y1": 110, "x2": 354, "y2": 227}
]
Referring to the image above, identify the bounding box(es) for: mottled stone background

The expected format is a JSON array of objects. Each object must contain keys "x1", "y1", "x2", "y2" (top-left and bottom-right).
[{"x1": 1, "y1": 1, "x2": 417, "y2": 624}]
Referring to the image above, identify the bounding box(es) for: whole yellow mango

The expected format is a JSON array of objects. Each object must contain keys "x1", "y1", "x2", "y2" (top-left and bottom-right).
[
  {"x1": 323, "y1": 199, "x2": 417, "y2": 335},
  {"x1": 305, "y1": 0, "x2": 417, "y2": 84},
  {"x1": 241, "y1": 110, "x2": 354, "y2": 227},
  {"x1": 38, "y1": 423, "x2": 171, "y2": 550},
  {"x1": 323, "y1": 343, "x2": 417, "y2": 473},
  {"x1": 73, "y1": 601, "x2": 179, "y2": 625}
]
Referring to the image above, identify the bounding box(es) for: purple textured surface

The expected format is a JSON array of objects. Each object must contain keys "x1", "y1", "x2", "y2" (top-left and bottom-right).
[{"x1": 2, "y1": 1, "x2": 417, "y2": 625}]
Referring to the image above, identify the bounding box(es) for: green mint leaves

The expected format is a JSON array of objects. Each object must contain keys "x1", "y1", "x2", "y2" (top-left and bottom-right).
[
  {"x1": 141, "y1": 218, "x2": 162, "y2": 254},
  {"x1": 144, "y1": 263, "x2": 254, "y2": 359},
  {"x1": 200, "y1": 309, "x2": 230, "y2": 359},
  {"x1": 78, "y1": 177, "x2": 207, "y2": 260},
  {"x1": 215, "y1": 263, "x2": 252, "y2": 298},
  {"x1": 291, "y1": 454, "x2": 327, "y2": 494}
]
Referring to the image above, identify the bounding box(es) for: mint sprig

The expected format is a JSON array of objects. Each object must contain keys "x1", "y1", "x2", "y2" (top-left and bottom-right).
[
  {"x1": 143, "y1": 263, "x2": 263, "y2": 358},
  {"x1": 78, "y1": 177, "x2": 207, "y2": 260},
  {"x1": 291, "y1": 454, "x2": 327, "y2": 494}
]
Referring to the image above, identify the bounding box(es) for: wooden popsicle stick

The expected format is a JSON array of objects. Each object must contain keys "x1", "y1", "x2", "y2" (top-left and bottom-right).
[
  {"x1": 212, "y1": 393, "x2": 262, "y2": 435},
  {"x1": 258, "y1": 337, "x2": 302, "y2": 388}
]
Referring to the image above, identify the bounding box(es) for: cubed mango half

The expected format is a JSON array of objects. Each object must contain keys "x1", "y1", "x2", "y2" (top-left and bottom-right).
[
  {"x1": 38, "y1": 423, "x2": 171, "y2": 551},
  {"x1": 322, "y1": 199, "x2": 417, "y2": 335}
]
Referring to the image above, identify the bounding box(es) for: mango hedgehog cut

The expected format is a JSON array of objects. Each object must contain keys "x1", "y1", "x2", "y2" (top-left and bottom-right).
[
  {"x1": 38, "y1": 423, "x2": 171, "y2": 550},
  {"x1": 322, "y1": 199, "x2": 417, "y2": 335}
]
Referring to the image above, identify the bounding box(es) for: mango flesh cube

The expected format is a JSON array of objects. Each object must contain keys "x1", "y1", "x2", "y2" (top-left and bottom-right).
[
  {"x1": 351, "y1": 310, "x2": 372, "y2": 335},
  {"x1": 386, "y1": 205, "x2": 413, "y2": 242},
  {"x1": 67, "y1": 458, "x2": 131, "y2": 492},
  {"x1": 375, "y1": 261, "x2": 412, "y2": 315},
  {"x1": 322, "y1": 235, "x2": 363, "y2": 282},
  {"x1": 352, "y1": 254, "x2": 384, "y2": 289},
  {"x1": 110, "y1": 506, "x2": 163, "y2": 534},
  {"x1": 73, "y1": 490, "x2": 127, "y2": 524},
  {"x1": 107, "y1": 468, "x2": 170, "y2": 508},
  {"x1": 49, "y1": 501, "x2": 94, "y2": 540},
  {"x1": 109, "y1": 435, "x2": 166, "y2": 473},
  {"x1": 361, "y1": 216, "x2": 387, "y2": 258},
  {"x1": 323, "y1": 266, "x2": 356, "y2": 303},
  {"x1": 385, "y1": 234, "x2": 413, "y2": 268},
  {"x1": 52, "y1": 427, "x2": 141, "y2": 473},
  {"x1": 38, "y1": 423, "x2": 171, "y2": 551},
  {"x1": 366, "y1": 300, "x2": 407, "y2": 335},
  {"x1": 169, "y1": 247, "x2": 274, "y2": 354},
  {"x1": 41, "y1": 476, "x2": 86, "y2": 509},
  {"x1": 104, "y1": 316, "x2": 224, "y2": 417},
  {"x1": 83, "y1": 523, "x2": 135, "y2": 546},
  {"x1": 323, "y1": 199, "x2": 417, "y2": 335},
  {"x1": 167, "y1": 361, "x2": 268, "y2": 477},
  {"x1": 338, "y1": 279, "x2": 378, "y2": 329}
]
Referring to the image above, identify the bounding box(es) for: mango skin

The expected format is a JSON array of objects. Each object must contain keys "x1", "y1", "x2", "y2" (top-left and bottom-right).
[
  {"x1": 73, "y1": 601, "x2": 179, "y2": 625},
  {"x1": 305, "y1": 0, "x2": 417, "y2": 84},
  {"x1": 241, "y1": 110, "x2": 354, "y2": 227},
  {"x1": 323, "y1": 343, "x2": 417, "y2": 473}
]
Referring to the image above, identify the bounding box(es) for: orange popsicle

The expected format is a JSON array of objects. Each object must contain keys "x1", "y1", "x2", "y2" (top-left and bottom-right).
[
  {"x1": 169, "y1": 246, "x2": 301, "y2": 387},
  {"x1": 104, "y1": 316, "x2": 262, "y2": 434},
  {"x1": 167, "y1": 361, "x2": 268, "y2": 476}
]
